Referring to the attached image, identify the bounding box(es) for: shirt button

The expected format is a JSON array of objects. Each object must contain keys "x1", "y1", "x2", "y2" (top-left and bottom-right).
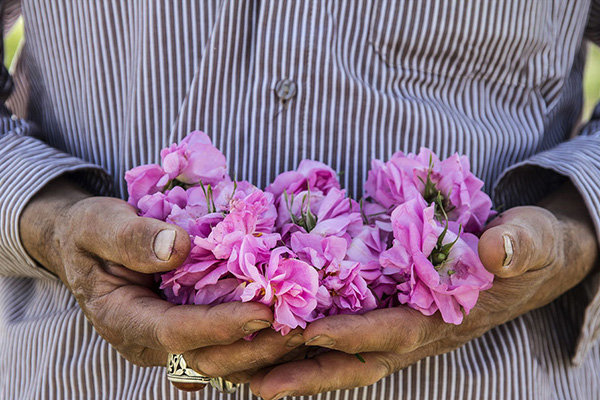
[{"x1": 275, "y1": 79, "x2": 297, "y2": 100}]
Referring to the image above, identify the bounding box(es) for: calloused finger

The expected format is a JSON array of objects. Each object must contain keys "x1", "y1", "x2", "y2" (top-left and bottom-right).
[
  {"x1": 250, "y1": 346, "x2": 441, "y2": 400},
  {"x1": 88, "y1": 279, "x2": 273, "y2": 354},
  {"x1": 183, "y1": 328, "x2": 306, "y2": 378},
  {"x1": 71, "y1": 197, "x2": 191, "y2": 273},
  {"x1": 250, "y1": 351, "x2": 391, "y2": 400},
  {"x1": 478, "y1": 206, "x2": 557, "y2": 278},
  {"x1": 302, "y1": 307, "x2": 448, "y2": 355}
]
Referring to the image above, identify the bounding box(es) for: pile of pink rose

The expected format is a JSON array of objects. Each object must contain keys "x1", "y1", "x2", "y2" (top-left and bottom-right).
[{"x1": 125, "y1": 131, "x2": 494, "y2": 334}]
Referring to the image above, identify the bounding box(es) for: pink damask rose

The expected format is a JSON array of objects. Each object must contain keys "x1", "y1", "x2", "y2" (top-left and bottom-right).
[
  {"x1": 160, "y1": 258, "x2": 240, "y2": 306},
  {"x1": 412, "y1": 148, "x2": 494, "y2": 234},
  {"x1": 136, "y1": 186, "x2": 187, "y2": 220},
  {"x1": 380, "y1": 197, "x2": 494, "y2": 324},
  {"x1": 364, "y1": 156, "x2": 422, "y2": 210},
  {"x1": 314, "y1": 259, "x2": 377, "y2": 317},
  {"x1": 228, "y1": 189, "x2": 278, "y2": 234},
  {"x1": 239, "y1": 245, "x2": 319, "y2": 335},
  {"x1": 165, "y1": 186, "x2": 221, "y2": 235},
  {"x1": 194, "y1": 188, "x2": 278, "y2": 261},
  {"x1": 160, "y1": 130, "x2": 229, "y2": 186},
  {"x1": 290, "y1": 232, "x2": 346, "y2": 269},
  {"x1": 266, "y1": 160, "x2": 340, "y2": 204},
  {"x1": 213, "y1": 181, "x2": 262, "y2": 211},
  {"x1": 276, "y1": 187, "x2": 362, "y2": 242},
  {"x1": 160, "y1": 216, "x2": 243, "y2": 306},
  {"x1": 290, "y1": 233, "x2": 377, "y2": 318},
  {"x1": 365, "y1": 148, "x2": 494, "y2": 234},
  {"x1": 164, "y1": 180, "x2": 276, "y2": 238},
  {"x1": 131, "y1": 130, "x2": 496, "y2": 332},
  {"x1": 346, "y1": 224, "x2": 397, "y2": 304},
  {"x1": 160, "y1": 182, "x2": 281, "y2": 310},
  {"x1": 125, "y1": 163, "x2": 167, "y2": 208}
]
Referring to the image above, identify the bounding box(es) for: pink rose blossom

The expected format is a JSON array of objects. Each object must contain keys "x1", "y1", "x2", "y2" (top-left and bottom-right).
[
  {"x1": 159, "y1": 247, "x2": 242, "y2": 306},
  {"x1": 213, "y1": 181, "x2": 259, "y2": 211},
  {"x1": 346, "y1": 225, "x2": 385, "y2": 267},
  {"x1": 167, "y1": 207, "x2": 224, "y2": 237},
  {"x1": 276, "y1": 187, "x2": 362, "y2": 242},
  {"x1": 290, "y1": 233, "x2": 377, "y2": 318},
  {"x1": 266, "y1": 160, "x2": 340, "y2": 203},
  {"x1": 194, "y1": 188, "x2": 278, "y2": 261},
  {"x1": 290, "y1": 233, "x2": 347, "y2": 270},
  {"x1": 137, "y1": 186, "x2": 187, "y2": 220},
  {"x1": 364, "y1": 156, "x2": 422, "y2": 210},
  {"x1": 164, "y1": 181, "x2": 249, "y2": 233},
  {"x1": 159, "y1": 230, "x2": 249, "y2": 307},
  {"x1": 160, "y1": 280, "x2": 195, "y2": 305},
  {"x1": 412, "y1": 148, "x2": 494, "y2": 234},
  {"x1": 193, "y1": 278, "x2": 245, "y2": 305},
  {"x1": 167, "y1": 207, "x2": 216, "y2": 238},
  {"x1": 125, "y1": 131, "x2": 496, "y2": 330},
  {"x1": 165, "y1": 181, "x2": 276, "y2": 238},
  {"x1": 239, "y1": 246, "x2": 319, "y2": 335},
  {"x1": 125, "y1": 164, "x2": 167, "y2": 207},
  {"x1": 160, "y1": 259, "x2": 225, "y2": 301},
  {"x1": 365, "y1": 148, "x2": 494, "y2": 234},
  {"x1": 160, "y1": 130, "x2": 229, "y2": 186},
  {"x1": 314, "y1": 259, "x2": 377, "y2": 318},
  {"x1": 228, "y1": 190, "x2": 278, "y2": 233},
  {"x1": 380, "y1": 197, "x2": 494, "y2": 324},
  {"x1": 346, "y1": 224, "x2": 397, "y2": 303}
]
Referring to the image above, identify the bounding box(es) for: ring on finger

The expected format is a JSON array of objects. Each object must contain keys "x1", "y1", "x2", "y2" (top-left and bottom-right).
[
  {"x1": 166, "y1": 353, "x2": 239, "y2": 393},
  {"x1": 166, "y1": 353, "x2": 211, "y2": 385}
]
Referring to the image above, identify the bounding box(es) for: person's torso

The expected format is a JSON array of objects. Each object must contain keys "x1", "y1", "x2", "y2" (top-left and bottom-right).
[
  {"x1": 3, "y1": 2, "x2": 600, "y2": 399},
  {"x1": 7, "y1": 0, "x2": 591, "y2": 200}
]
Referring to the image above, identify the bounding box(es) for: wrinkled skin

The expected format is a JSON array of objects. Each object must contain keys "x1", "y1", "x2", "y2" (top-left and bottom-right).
[
  {"x1": 19, "y1": 178, "x2": 599, "y2": 399},
  {"x1": 19, "y1": 177, "x2": 306, "y2": 381},
  {"x1": 249, "y1": 183, "x2": 598, "y2": 400}
]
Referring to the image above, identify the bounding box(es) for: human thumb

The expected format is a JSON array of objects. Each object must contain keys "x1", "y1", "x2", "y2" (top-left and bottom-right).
[
  {"x1": 478, "y1": 206, "x2": 557, "y2": 278},
  {"x1": 73, "y1": 197, "x2": 191, "y2": 273}
]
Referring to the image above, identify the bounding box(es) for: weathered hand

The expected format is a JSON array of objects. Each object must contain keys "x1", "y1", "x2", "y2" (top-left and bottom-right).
[
  {"x1": 19, "y1": 178, "x2": 304, "y2": 382},
  {"x1": 250, "y1": 184, "x2": 598, "y2": 400}
]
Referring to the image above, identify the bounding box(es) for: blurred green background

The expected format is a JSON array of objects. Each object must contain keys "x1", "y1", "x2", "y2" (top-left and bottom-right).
[
  {"x1": 3, "y1": 17, "x2": 600, "y2": 120},
  {"x1": 584, "y1": 45, "x2": 600, "y2": 119},
  {"x1": 4, "y1": 17, "x2": 22, "y2": 72}
]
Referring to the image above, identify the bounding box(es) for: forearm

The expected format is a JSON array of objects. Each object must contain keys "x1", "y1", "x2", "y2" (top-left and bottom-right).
[{"x1": 18, "y1": 177, "x2": 91, "y2": 276}]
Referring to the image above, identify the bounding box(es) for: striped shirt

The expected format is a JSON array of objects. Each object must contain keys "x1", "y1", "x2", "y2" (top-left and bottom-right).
[{"x1": 1, "y1": 0, "x2": 600, "y2": 398}]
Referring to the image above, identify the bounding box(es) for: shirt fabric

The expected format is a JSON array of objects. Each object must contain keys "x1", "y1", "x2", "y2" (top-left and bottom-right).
[{"x1": 1, "y1": 1, "x2": 600, "y2": 399}]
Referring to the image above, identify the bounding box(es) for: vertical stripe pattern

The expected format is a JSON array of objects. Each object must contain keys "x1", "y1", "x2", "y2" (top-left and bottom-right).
[{"x1": 1, "y1": 1, "x2": 600, "y2": 399}]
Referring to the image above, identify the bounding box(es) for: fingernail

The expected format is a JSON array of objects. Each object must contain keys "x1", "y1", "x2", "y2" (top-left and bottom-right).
[
  {"x1": 285, "y1": 333, "x2": 305, "y2": 348},
  {"x1": 273, "y1": 391, "x2": 296, "y2": 400},
  {"x1": 243, "y1": 319, "x2": 271, "y2": 334},
  {"x1": 502, "y1": 234, "x2": 514, "y2": 266},
  {"x1": 154, "y1": 230, "x2": 176, "y2": 261},
  {"x1": 305, "y1": 335, "x2": 335, "y2": 347}
]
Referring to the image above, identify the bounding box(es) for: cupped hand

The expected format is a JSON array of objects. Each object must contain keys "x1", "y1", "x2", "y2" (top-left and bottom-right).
[
  {"x1": 19, "y1": 178, "x2": 304, "y2": 384},
  {"x1": 250, "y1": 186, "x2": 598, "y2": 400}
]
